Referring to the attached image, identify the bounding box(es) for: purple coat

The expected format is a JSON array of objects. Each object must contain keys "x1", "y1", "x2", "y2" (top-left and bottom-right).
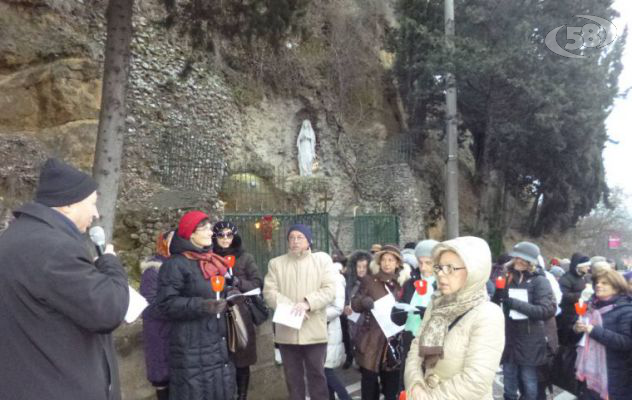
[{"x1": 140, "y1": 259, "x2": 171, "y2": 386}]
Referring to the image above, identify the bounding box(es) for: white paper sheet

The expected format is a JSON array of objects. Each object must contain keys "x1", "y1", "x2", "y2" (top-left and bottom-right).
[
  {"x1": 508, "y1": 288, "x2": 529, "y2": 320},
  {"x1": 125, "y1": 285, "x2": 148, "y2": 323},
  {"x1": 272, "y1": 303, "x2": 304, "y2": 330},
  {"x1": 393, "y1": 302, "x2": 419, "y2": 313},
  {"x1": 348, "y1": 311, "x2": 361, "y2": 323},
  {"x1": 371, "y1": 294, "x2": 405, "y2": 338},
  {"x1": 226, "y1": 287, "x2": 262, "y2": 300}
]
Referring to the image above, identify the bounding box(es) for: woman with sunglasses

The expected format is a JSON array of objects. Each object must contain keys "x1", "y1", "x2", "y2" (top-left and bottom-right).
[
  {"x1": 404, "y1": 236, "x2": 505, "y2": 400},
  {"x1": 212, "y1": 221, "x2": 263, "y2": 400}
]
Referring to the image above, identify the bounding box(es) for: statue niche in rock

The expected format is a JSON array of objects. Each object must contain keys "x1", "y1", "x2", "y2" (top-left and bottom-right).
[{"x1": 297, "y1": 119, "x2": 316, "y2": 176}]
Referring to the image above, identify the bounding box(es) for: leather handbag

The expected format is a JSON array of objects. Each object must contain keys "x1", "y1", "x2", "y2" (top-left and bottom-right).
[
  {"x1": 246, "y1": 295, "x2": 270, "y2": 326},
  {"x1": 227, "y1": 305, "x2": 248, "y2": 352}
]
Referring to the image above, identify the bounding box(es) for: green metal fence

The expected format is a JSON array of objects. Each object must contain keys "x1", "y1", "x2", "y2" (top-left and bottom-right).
[
  {"x1": 353, "y1": 214, "x2": 400, "y2": 250},
  {"x1": 224, "y1": 213, "x2": 330, "y2": 276}
]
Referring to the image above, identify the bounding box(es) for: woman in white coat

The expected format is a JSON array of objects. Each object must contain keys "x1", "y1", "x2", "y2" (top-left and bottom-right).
[
  {"x1": 404, "y1": 236, "x2": 505, "y2": 400},
  {"x1": 325, "y1": 262, "x2": 352, "y2": 400}
]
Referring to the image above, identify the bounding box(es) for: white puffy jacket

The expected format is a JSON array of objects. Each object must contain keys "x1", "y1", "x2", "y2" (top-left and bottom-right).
[{"x1": 325, "y1": 262, "x2": 346, "y2": 369}]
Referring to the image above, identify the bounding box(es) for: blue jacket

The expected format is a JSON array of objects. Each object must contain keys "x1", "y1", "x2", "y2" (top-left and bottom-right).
[{"x1": 587, "y1": 295, "x2": 632, "y2": 400}]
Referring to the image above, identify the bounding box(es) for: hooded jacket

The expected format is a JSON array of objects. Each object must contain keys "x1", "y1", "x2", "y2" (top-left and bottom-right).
[
  {"x1": 557, "y1": 253, "x2": 589, "y2": 345},
  {"x1": 0, "y1": 202, "x2": 129, "y2": 400},
  {"x1": 404, "y1": 236, "x2": 505, "y2": 400}
]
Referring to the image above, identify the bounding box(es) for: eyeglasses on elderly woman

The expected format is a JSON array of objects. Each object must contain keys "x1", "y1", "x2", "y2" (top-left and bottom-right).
[{"x1": 433, "y1": 264, "x2": 467, "y2": 275}]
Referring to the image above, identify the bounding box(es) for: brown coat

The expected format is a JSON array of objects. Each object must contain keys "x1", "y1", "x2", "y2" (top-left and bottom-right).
[
  {"x1": 351, "y1": 271, "x2": 401, "y2": 372},
  {"x1": 230, "y1": 252, "x2": 263, "y2": 368}
]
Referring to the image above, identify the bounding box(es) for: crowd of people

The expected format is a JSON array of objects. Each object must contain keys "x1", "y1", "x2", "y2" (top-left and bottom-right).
[{"x1": 1, "y1": 158, "x2": 631, "y2": 400}]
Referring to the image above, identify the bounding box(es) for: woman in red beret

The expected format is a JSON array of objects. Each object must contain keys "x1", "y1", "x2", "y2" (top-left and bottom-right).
[{"x1": 156, "y1": 210, "x2": 235, "y2": 400}]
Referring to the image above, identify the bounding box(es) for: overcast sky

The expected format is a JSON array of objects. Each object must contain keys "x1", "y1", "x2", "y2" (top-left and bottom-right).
[{"x1": 604, "y1": 0, "x2": 632, "y2": 208}]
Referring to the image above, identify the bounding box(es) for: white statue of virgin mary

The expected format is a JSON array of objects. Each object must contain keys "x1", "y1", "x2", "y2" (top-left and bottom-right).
[{"x1": 297, "y1": 119, "x2": 316, "y2": 176}]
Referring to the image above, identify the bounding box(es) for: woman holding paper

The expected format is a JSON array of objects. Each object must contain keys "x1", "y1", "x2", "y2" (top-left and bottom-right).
[
  {"x1": 212, "y1": 221, "x2": 263, "y2": 400},
  {"x1": 573, "y1": 268, "x2": 632, "y2": 400},
  {"x1": 493, "y1": 241, "x2": 556, "y2": 400},
  {"x1": 351, "y1": 244, "x2": 406, "y2": 400},
  {"x1": 156, "y1": 211, "x2": 235, "y2": 400},
  {"x1": 404, "y1": 236, "x2": 505, "y2": 400}
]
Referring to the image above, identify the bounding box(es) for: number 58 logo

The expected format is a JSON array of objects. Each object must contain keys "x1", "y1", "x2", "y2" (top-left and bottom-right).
[{"x1": 545, "y1": 15, "x2": 617, "y2": 59}]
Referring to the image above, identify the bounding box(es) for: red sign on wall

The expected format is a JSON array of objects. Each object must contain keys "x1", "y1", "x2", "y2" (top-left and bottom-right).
[{"x1": 608, "y1": 234, "x2": 621, "y2": 249}]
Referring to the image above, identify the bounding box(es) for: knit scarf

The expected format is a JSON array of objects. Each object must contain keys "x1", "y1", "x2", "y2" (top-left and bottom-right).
[
  {"x1": 418, "y1": 287, "x2": 488, "y2": 368},
  {"x1": 182, "y1": 251, "x2": 228, "y2": 280},
  {"x1": 576, "y1": 302, "x2": 614, "y2": 400}
]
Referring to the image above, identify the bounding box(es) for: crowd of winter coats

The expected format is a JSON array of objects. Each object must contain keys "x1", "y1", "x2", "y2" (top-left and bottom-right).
[{"x1": 139, "y1": 226, "x2": 632, "y2": 400}]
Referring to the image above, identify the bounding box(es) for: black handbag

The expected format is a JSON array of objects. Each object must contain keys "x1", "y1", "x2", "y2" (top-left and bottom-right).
[{"x1": 246, "y1": 295, "x2": 270, "y2": 326}]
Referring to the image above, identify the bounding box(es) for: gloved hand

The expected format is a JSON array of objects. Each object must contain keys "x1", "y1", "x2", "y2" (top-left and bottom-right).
[
  {"x1": 493, "y1": 288, "x2": 508, "y2": 304},
  {"x1": 202, "y1": 298, "x2": 227, "y2": 314},
  {"x1": 414, "y1": 306, "x2": 427, "y2": 316},
  {"x1": 580, "y1": 284, "x2": 594, "y2": 302},
  {"x1": 361, "y1": 296, "x2": 374, "y2": 310},
  {"x1": 226, "y1": 288, "x2": 242, "y2": 306}
]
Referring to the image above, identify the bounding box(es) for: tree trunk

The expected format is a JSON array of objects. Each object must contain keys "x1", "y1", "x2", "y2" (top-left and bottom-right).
[{"x1": 93, "y1": 0, "x2": 134, "y2": 241}]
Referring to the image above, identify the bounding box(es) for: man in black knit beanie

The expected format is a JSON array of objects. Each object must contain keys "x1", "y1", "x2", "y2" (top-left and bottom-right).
[{"x1": 0, "y1": 158, "x2": 129, "y2": 400}]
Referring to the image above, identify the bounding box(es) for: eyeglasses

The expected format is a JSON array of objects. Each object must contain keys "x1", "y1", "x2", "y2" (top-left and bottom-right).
[
  {"x1": 195, "y1": 224, "x2": 212, "y2": 232},
  {"x1": 215, "y1": 232, "x2": 234, "y2": 239},
  {"x1": 433, "y1": 264, "x2": 466, "y2": 275},
  {"x1": 288, "y1": 235, "x2": 306, "y2": 242}
]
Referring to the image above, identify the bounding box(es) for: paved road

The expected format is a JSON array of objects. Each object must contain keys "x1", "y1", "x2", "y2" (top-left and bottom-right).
[{"x1": 332, "y1": 366, "x2": 577, "y2": 400}]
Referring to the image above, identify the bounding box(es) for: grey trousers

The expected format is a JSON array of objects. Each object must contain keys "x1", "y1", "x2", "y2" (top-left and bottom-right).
[{"x1": 278, "y1": 343, "x2": 328, "y2": 400}]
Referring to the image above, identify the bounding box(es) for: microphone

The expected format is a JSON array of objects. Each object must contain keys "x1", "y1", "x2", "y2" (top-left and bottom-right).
[{"x1": 89, "y1": 226, "x2": 107, "y2": 257}]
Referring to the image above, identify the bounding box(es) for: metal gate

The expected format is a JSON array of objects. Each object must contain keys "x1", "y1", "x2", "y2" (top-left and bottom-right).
[
  {"x1": 223, "y1": 213, "x2": 329, "y2": 276},
  {"x1": 353, "y1": 214, "x2": 400, "y2": 250}
]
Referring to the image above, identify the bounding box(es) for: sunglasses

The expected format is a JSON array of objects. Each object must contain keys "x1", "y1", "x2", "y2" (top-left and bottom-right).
[{"x1": 215, "y1": 232, "x2": 234, "y2": 239}]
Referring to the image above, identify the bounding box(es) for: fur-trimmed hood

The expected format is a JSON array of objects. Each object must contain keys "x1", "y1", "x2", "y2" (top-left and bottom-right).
[
  {"x1": 140, "y1": 257, "x2": 166, "y2": 273},
  {"x1": 369, "y1": 258, "x2": 412, "y2": 286}
]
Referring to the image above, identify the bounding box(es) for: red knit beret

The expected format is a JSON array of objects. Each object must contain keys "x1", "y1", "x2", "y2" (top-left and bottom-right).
[{"x1": 177, "y1": 210, "x2": 209, "y2": 240}]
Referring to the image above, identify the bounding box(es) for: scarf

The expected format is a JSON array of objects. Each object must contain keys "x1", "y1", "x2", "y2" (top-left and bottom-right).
[
  {"x1": 575, "y1": 301, "x2": 614, "y2": 400},
  {"x1": 405, "y1": 276, "x2": 435, "y2": 336},
  {"x1": 182, "y1": 250, "x2": 229, "y2": 281},
  {"x1": 418, "y1": 287, "x2": 488, "y2": 368}
]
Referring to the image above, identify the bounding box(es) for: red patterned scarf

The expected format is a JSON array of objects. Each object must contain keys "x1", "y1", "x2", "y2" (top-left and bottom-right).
[{"x1": 182, "y1": 251, "x2": 228, "y2": 280}]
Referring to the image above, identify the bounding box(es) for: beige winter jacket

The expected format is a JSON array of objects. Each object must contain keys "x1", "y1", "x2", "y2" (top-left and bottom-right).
[
  {"x1": 404, "y1": 236, "x2": 505, "y2": 400},
  {"x1": 263, "y1": 250, "x2": 336, "y2": 345}
]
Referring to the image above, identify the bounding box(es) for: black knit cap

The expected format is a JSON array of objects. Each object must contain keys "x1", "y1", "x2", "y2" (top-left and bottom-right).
[{"x1": 34, "y1": 158, "x2": 98, "y2": 207}]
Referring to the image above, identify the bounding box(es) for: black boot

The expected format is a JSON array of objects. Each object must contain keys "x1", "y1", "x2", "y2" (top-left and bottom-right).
[
  {"x1": 156, "y1": 387, "x2": 169, "y2": 400},
  {"x1": 236, "y1": 368, "x2": 250, "y2": 400}
]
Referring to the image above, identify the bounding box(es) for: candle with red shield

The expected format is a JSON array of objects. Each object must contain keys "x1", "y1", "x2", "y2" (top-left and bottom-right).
[
  {"x1": 399, "y1": 390, "x2": 407, "y2": 400},
  {"x1": 495, "y1": 276, "x2": 506, "y2": 289},
  {"x1": 224, "y1": 255, "x2": 236, "y2": 277},
  {"x1": 414, "y1": 279, "x2": 428, "y2": 295},
  {"x1": 575, "y1": 299, "x2": 589, "y2": 346},
  {"x1": 211, "y1": 275, "x2": 225, "y2": 319}
]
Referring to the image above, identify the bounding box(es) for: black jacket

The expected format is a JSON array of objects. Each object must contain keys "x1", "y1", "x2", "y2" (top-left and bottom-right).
[
  {"x1": 213, "y1": 238, "x2": 263, "y2": 368},
  {"x1": 156, "y1": 234, "x2": 235, "y2": 400},
  {"x1": 497, "y1": 267, "x2": 556, "y2": 366},
  {"x1": 0, "y1": 202, "x2": 129, "y2": 400},
  {"x1": 557, "y1": 253, "x2": 589, "y2": 345},
  {"x1": 585, "y1": 295, "x2": 632, "y2": 400}
]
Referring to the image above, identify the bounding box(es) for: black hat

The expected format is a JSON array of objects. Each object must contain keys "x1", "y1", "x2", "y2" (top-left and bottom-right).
[{"x1": 35, "y1": 158, "x2": 98, "y2": 207}]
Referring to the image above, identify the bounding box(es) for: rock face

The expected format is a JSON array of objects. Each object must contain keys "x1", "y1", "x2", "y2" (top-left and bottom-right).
[{"x1": 0, "y1": 0, "x2": 438, "y2": 398}]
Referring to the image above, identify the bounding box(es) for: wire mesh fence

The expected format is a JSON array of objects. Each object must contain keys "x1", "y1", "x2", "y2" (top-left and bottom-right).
[{"x1": 224, "y1": 213, "x2": 330, "y2": 276}]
